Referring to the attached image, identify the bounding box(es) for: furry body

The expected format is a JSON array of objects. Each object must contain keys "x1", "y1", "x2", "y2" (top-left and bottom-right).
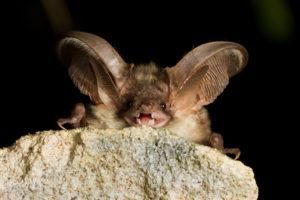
[
  {"x1": 57, "y1": 31, "x2": 248, "y2": 157},
  {"x1": 84, "y1": 63, "x2": 211, "y2": 143}
]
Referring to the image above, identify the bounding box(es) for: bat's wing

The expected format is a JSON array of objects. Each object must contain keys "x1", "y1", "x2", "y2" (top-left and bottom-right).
[
  {"x1": 58, "y1": 31, "x2": 130, "y2": 110},
  {"x1": 167, "y1": 41, "x2": 248, "y2": 112}
]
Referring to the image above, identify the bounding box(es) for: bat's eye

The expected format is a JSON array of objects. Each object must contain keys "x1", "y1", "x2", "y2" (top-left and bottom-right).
[
  {"x1": 160, "y1": 102, "x2": 166, "y2": 110},
  {"x1": 126, "y1": 100, "x2": 134, "y2": 107}
]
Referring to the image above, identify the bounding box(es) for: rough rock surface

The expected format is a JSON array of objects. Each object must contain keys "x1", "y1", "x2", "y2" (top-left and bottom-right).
[{"x1": 0, "y1": 127, "x2": 258, "y2": 200}]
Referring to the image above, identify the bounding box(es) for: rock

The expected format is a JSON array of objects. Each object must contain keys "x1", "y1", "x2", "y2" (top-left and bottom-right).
[{"x1": 0, "y1": 127, "x2": 258, "y2": 200}]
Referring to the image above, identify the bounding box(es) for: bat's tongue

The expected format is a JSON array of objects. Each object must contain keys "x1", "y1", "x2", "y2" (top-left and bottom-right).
[{"x1": 139, "y1": 113, "x2": 152, "y2": 123}]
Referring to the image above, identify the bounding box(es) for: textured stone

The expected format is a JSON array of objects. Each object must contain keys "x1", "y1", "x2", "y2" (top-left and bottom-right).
[{"x1": 0, "y1": 127, "x2": 258, "y2": 200}]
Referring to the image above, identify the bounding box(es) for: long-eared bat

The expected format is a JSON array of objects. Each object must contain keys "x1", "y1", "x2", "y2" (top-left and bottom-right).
[{"x1": 57, "y1": 31, "x2": 248, "y2": 159}]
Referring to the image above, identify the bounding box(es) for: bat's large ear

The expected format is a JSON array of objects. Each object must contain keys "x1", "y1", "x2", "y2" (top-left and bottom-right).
[
  {"x1": 58, "y1": 31, "x2": 130, "y2": 109},
  {"x1": 167, "y1": 41, "x2": 248, "y2": 112}
]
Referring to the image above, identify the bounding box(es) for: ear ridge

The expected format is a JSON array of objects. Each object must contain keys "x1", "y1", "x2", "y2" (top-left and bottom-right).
[
  {"x1": 58, "y1": 31, "x2": 130, "y2": 108},
  {"x1": 167, "y1": 41, "x2": 248, "y2": 111},
  {"x1": 68, "y1": 56, "x2": 101, "y2": 103},
  {"x1": 89, "y1": 57, "x2": 120, "y2": 109},
  {"x1": 62, "y1": 31, "x2": 130, "y2": 88},
  {"x1": 198, "y1": 50, "x2": 231, "y2": 104}
]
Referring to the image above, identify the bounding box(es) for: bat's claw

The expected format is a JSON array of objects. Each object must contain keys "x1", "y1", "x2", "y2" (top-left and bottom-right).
[
  {"x1": 224, "y1": 148, "x2": 241, "y2": 160},
  {"x1": 57, "y1": 118, "x2": 67, "y2": 130},
  {"x1": 57, "y1": 117, "x2": 81, "y2": 130},
  {"x1": 209, "y1": 132, "x2": 241, "y2": 160},
  {"x1": 57, "y1": 103, "x2": 86, "y2": 129}
]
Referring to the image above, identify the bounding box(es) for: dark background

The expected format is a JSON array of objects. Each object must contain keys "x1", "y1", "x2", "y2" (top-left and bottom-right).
[{"x1": 1, "y1": 0, "x2": 299, "y2": 199}]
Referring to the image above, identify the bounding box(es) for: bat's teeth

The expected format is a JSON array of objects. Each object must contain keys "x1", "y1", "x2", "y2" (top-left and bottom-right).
[
  {"x1": 149, "y1": 119, "x2": 155, "y2": 126},
  {"x1": 137, "y1": 118, "x2": 141, "y2": 124}
]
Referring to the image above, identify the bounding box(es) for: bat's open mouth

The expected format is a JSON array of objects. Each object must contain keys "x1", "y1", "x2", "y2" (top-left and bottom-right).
[{"x1": 135, "y1": 113, "x2": 167, "y2": 127}]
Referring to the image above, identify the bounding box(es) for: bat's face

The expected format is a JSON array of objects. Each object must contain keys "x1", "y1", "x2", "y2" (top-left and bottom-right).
[
  {"x1": 118, "y1": 64, "x2": 172, "y2": 128},
  {"x1": 120, "y1": 96, "x2": 171, "y2": 128}
]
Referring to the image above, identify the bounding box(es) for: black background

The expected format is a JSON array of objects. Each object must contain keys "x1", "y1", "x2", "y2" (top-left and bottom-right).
[{"x1": 1, "y1": 0, "x2": 299, "y2": 199}]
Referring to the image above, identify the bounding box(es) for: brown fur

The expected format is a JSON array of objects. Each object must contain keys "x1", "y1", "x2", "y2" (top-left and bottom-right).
[
  {"x1": 58, "y1": 32, "x2": 247, "y2": 155},
  {"x1": 86, "y1": 63, "x2": 211, "y2": 144}
]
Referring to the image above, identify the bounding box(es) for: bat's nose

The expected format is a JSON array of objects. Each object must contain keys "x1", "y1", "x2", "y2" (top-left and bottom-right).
[{"x1": 140, "y1": 102, "x2": 154, "y2": 112}]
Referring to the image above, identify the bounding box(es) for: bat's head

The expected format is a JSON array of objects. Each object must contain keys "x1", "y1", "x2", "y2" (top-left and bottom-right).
[
  {"x1": 58, "y1": 31, "x2": 248, "y2": 128},
  {"x1": 118, "y1": 63, "x2": 172, "y2": 128}
]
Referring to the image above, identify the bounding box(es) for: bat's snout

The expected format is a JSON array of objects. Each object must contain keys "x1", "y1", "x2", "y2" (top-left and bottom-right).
[{"x1": 123, "y1": 111, "x2": 170, "y2": 128}]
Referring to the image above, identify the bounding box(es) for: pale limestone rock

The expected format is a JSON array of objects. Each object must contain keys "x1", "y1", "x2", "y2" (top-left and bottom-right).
[{"x1": 0, "y1": 127, "x2": 258, "y2": 200}]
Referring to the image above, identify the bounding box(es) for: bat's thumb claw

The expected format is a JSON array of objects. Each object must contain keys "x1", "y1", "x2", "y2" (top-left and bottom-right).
[
  {"x1": 224, "y1": 148, "x2": 241, "y2": 160},
  {"x1": 57, "y1": 118, "x2": 68, "y2": 130}
]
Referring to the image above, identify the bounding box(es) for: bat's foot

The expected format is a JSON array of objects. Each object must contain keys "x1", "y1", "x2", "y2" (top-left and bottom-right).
[
  {"x1": 57, "y1": 117, "x2": 81, "y2": 130},
  {"x1": 223, "y1": 148, "x2": 241, "y2": 160},
  {"x1": 57, "y1": 103, "x2": 86, "y2": 129},
  {"x1": 209, "y1": 132, "x2": 241, "y2": 159}
]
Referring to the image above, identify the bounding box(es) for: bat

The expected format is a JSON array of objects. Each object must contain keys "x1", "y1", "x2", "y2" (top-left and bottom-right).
[{"x1": 57, "y1": 31, "x2": 248, "y2": 159}]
